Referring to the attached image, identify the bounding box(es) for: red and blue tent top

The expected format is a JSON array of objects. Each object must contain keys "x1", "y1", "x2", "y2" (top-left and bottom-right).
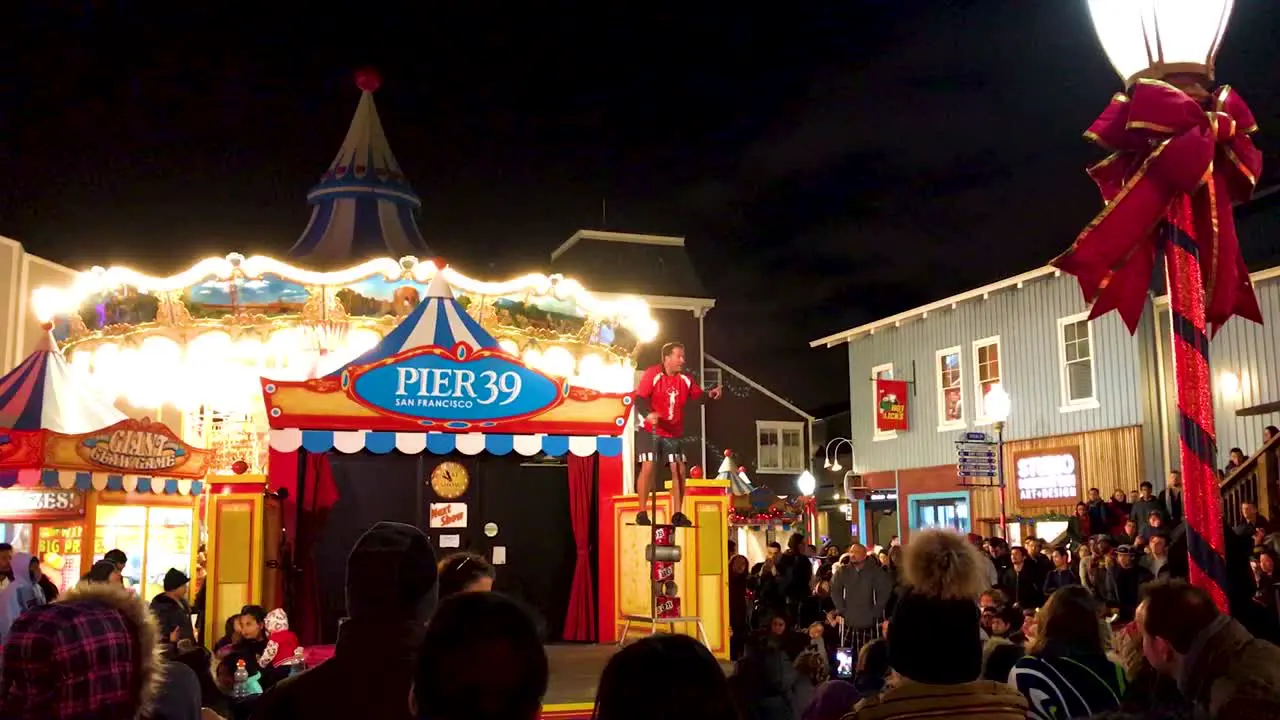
[
  {"x1": 264, "y1": 272, "x2": 629, "y2": 458},
  {"x1": 0, "y1": 331, "x2": 205, "y2": 495}
]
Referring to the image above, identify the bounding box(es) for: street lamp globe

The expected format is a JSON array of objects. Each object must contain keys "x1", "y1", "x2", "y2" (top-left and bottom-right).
[
  {"x1": 797, "y1": 470, "x2": 817, "y2": 496},
  {"x1": 1086, "y1": 0, "x2": 1234, "y2": 86},
  {"x1": 984, "y1": 383, "x2": 1012, "y2": 424}
]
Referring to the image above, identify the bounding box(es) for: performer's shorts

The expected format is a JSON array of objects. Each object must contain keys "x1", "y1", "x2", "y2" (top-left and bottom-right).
[{"x1": 638, "y1": 432, "x2": 685, "y2": 464}]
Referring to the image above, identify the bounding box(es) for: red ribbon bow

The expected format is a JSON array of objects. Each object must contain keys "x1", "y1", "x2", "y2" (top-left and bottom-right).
[{"x1": 1052, "y1": 80, "x2": 1263, "y2": 334}]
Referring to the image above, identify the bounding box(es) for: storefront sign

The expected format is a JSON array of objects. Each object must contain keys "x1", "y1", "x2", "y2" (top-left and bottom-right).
[
  {"x1": 1014, "y1": 447, "x2": 1082, "y2": 505},
  {"x1": 875, "y1": 379, "x2": 909, "y2": 432},
  {"x1": 0, "y1": 488, "x2": 84, "y2": 520},
  {"x1": 428, "y1": 502, "x2": 468, "y2": 529},
  {"x1": 869, "y1": 491, "x2": 898, "y2": 503},
  {"x1": 38, "y1": 525, "x2": 84, "y2": 558},
  {"x1": 345, "y1": 345, "x2": 566, "y2": 426},
  {"x1": 45, "y1": 419, "x2": 213, "y2": 479}
]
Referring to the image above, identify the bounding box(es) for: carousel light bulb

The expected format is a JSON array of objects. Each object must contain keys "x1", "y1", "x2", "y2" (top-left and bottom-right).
[
  {"x1": 540, "y1": 346, "x2": 577, "y2": 379},
  {"x1": 522, "y1": 347, "x2": 542, "y2": 370},
  {"x1": 498, "y1": 338, "x2": 520, "y2": 356},
  {"x1": 1086, "y1": 0, "x2": 1234, "y2": 86}
]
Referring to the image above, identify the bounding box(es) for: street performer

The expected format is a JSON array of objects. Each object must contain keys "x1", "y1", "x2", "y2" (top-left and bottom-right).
[{"x1": 633, "y1": 341, "x2": 721, "y2": 526}]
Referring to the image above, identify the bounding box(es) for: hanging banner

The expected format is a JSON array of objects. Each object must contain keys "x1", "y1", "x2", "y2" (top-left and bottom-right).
[
  {"x1": 875, "y1": 379, "x2": 909, "y2": 432},
  {"x1": 44, "y1": 418, "x2": 213, "y2": 480}
]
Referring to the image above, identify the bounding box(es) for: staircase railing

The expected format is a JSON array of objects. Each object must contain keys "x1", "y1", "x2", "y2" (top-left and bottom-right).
[{"x1": 1219, "y1": 432, "x2": 1280, "y2": 531}]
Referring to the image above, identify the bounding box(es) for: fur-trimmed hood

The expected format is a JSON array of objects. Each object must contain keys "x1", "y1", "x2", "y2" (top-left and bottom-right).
[{"x1": 0, "y1": 581, "x2": 164, "y2": 719}]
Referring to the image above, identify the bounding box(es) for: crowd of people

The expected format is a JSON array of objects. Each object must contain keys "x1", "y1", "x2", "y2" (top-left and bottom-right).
[{"x1": 2, "y1": 506, "x2": 1280, "y2": 718}]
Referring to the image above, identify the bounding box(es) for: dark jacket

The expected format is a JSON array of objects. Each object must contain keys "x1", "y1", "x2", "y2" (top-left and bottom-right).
[
  {"x1": 732, "y1": 634, "x2": 799, "y2": 720},
  {"x1": 1086, "y1": 500, "x2": 1110, "y2": 536},
  {"x1": 1159, "y1": 487, "x2": 1184, "y2": 525},
  {"x1": 1042, "y1": 567, "x2": 1079, "y2": 597},
  {"x1": 251, "y1": 617, "x2": 423, "y2": 720},
  {"x1": 1131, "y1": 495, "x2": 1161, "y2": 532},
  {"x1": 830, "y1": 561, "x2": 892, "y2": 630},
  {"x1": 1177, "y1": 615, "x2": 1280, "y2": 717},
  {"x1": 775, "y1": 551, "x2": 814, "y2": 606},
  {"x1": 150, "y1": 592, "x2": 195, "y2": 645},
  {"x1": 1105, "y1": 563, "x2": 1153, "y2": 622},
  {"x1": 999, "y1": 562, "x2": 1045, "y2": 609}
]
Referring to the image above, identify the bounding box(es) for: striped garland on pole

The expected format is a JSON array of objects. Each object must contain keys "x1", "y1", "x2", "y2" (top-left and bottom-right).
[{"x1": 1166, "y1": 198, "x2": 1228, "y2": 611}]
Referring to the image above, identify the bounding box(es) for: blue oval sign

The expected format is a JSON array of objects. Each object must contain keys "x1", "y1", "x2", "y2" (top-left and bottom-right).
[{"x1": 348, "y1": 348, "x2": 564, "y2": 424}]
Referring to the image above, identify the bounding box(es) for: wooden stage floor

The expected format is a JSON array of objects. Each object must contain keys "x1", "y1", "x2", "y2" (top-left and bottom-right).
[{"x1": 539, "y1": 643, "x2": 733, "y2": 719}]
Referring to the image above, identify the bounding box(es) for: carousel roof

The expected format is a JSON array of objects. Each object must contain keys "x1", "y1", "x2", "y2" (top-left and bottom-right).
[
  {"x1": 330, "y1": 271, "x2": 498, "y2": 375},
  {"x1": 0, "y1": 330, "x2": 126, "y2": 434},
  {"x1": 289, "y1": 70, "x2": 431, "y2": 264}
]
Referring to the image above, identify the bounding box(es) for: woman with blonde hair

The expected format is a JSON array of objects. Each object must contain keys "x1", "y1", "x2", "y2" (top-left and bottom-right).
[{"x1": 1009, "y1": 585, "x2": 1126, "y2": 719}]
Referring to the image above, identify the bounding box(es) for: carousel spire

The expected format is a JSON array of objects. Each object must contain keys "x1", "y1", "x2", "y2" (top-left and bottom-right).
[{"x1": 288, "y1": 69, "x2": 431, "y2": 263}]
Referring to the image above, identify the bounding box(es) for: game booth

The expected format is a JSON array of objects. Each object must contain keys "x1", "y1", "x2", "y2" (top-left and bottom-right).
[{"x1": 0, "y1": 328, "x2": 211, "y2": 599}]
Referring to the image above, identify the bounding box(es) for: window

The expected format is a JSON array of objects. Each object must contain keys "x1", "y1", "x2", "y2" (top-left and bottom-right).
[
  {"x1": 1058, "y1": 313, "x2": 1098, "y2": 410},
  {"x1": 936, "y1": 346, "x2": 964, "y2": 430},
  {"x1": 973, "y1": 336, "x2": 1002, "y2": 424},
  {"x1": 871, "y1": 363, "x2": 896, "y2": 441},
  {"x1": 915, "y1": 498, "x2": 970, "y2": 532},
  {"x1": 756, "y1": 420, "x2": 806, "y2": 473},
  {"x1": 702, "y1": 367, "x2": 722, "y2": 389}
]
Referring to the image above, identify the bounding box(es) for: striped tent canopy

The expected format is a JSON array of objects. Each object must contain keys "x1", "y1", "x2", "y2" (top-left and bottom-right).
[
  {"x1": 328, "y1": 271, "x2": 498, "y2": 374},
  {"x1": 288, "y1": 70, "x2": 430, "y2": 264},
  {"x1": 0, "y1": 331, "x2": 203, "y2": 495},
  {"x1": 272, "y1": 272, "x2": 622, "y2": 458}
]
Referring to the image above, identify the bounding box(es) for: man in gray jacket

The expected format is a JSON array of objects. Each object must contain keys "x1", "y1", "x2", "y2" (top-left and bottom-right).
[{"x1": 829, "y1": 543, "x2": 892, "y2": 648}]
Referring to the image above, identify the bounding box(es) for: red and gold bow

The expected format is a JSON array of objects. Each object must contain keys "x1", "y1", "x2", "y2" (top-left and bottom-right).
[{"x1": 1052, "y1": 79, "x2": 1262, "y2": 334}]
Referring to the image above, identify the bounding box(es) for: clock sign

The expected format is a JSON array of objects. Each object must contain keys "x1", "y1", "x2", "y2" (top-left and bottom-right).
[{"x1": 430, "y1": 461, "x2": 470, "y2": 499}]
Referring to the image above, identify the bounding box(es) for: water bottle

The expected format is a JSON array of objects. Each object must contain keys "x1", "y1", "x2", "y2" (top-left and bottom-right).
[{"x1": 233, "y1": 659, "x2": 249, "y2": 699}]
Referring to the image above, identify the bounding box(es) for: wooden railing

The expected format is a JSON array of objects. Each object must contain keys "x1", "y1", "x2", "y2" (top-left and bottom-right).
[{"x1": 1220, "y1": 432, "x2": 1280, "y2": 530}]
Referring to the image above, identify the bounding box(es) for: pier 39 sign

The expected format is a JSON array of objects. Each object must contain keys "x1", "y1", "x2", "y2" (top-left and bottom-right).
[{"x1": 344, "y1": 344, "x2": 566, "y2": 427}]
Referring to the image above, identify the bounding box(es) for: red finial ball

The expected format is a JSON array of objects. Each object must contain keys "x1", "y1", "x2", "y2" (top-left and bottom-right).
[
  {"x1": 689, "y1": 466, "x2": 703, "y2": 479},
  {"x1": 40, "y1": 322, "x2": 53, "y2": 332},
  {"x1": 737, "y1": 466, "x2": 746, "y2": 474},
  {"x1": 723, "y1": 449, "x2": 733, "y2": 457},
  {"x1": 355, "y1": 68, "x2": 382, "y2": 93},
  {"x1": 231, "y1": 460, "x2": 249, "y2": 475}
]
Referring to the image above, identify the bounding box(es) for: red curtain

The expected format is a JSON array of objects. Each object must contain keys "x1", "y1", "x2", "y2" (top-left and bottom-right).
[
  {"x1": 562, "y1": 454, "x2": 596, "y2": 641},
  {"x1": 295, "y1": 452, "x2": 339, "y2": 645}
]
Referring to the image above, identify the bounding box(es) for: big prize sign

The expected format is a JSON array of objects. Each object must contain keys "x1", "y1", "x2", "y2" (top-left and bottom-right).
[{"x1": 344, "y1": 345, "x2": 566, "y2": 426}]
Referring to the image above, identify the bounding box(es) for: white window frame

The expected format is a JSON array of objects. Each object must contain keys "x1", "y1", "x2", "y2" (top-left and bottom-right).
[
  {"x1": 972, "y1": 335, "x2": 1002, "y2": 426},
  {"x1": 871, "y1": 363, "x2": 897, "y2": 442},
  {"x1": 935, "y1": 346, "x2": 966, "y2": 432},
  {"x1": 1057, "y1": 312, "x2": 1100, "y2": 412},
  {"x1": 755, "y1": 420, "x2": 807, "y2": 474},
  {"x1": 702, "y1": 367, "x2": 722, "y2": 389}
]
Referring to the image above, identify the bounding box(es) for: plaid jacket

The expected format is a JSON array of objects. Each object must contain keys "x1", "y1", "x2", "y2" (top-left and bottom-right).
[{"x1": 0, "y1": 582, "x2": 161, "y2": 720}]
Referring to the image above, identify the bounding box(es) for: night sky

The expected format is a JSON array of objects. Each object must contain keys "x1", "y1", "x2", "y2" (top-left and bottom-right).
[{"x1": 5, "y1": 2, "x2": 1280, "y2": 411}]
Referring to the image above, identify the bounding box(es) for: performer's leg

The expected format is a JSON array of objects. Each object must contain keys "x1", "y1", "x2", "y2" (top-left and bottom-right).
[
  {"x1": 636, "y1": 460, "x2": 654, "y2": 524},
  {"x1": 671, "y1": 460, "x2": 692, "y2": 527}
]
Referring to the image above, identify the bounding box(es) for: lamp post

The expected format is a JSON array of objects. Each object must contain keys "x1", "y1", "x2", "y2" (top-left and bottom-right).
[
  {"x1": 1061, "y1": 0, "x2": 1260, "y2": 612},
  {"x1": 797, "y1": 470, "x2": 818, "y2": 543},
  {"x1": 823, "y1": 437, "x2": 854, "y2": 472},
  {"x1": 983, "y1": 384, "x2": 1012, "y2": 540}
]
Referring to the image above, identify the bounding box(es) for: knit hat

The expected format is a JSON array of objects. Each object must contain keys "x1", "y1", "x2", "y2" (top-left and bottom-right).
[
  {"x1": 345, "y1": 521, "x2": 438, "y2": 621},
  {"x1": 0, "y1": 582, "x2": 161, "y2": 720},
  {"x1": 889, "y1": 529, "x2": 989, "y2": 685},
  {"x1": 163, "y1": 569, "x2": 189, "y2": 592}
]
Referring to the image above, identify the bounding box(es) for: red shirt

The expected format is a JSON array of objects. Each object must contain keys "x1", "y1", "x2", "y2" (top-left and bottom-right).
[{"x1": 634, "y1": 365, "x2": 702, "y2": 438}]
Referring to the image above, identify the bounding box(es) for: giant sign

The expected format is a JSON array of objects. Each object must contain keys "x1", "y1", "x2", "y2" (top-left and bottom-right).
[
  {"x1": 344, "y1": 344, "x2": 566, "y2": 428},
  {"x1": 44, "y1": 418, "x2": 214, "y2": 479},
  {"x1": 1014, "y1": 446, "x2": 1082, "y2": 506}
]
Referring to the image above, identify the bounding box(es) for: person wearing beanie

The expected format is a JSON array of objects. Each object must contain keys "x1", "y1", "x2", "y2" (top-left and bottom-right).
[
  {"x1": 0, "y1": 581, "x2": 162, "y2": 719},
  {"x1": 150, "y1": 568, "x2": 195, "y2": 647},
  {"x1": 850, "y1": 529, "x2": 1028, "y2": 720},
  {"x1": 251, "y1": 521, "x2": 438, "y2": 720}
]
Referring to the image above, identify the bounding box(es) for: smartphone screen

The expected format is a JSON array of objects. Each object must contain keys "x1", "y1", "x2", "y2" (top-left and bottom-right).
[{"x1": 835, "y1": 647, "x2": 854, "y2": 679}]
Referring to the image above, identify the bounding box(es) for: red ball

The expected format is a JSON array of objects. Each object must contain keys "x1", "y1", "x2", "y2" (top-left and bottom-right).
[
  {"x1": 231, "y1": 460, "x2": 249, "y2": 475},
  {"x1": 355, "y1": 68, "x2": 382, "y2": 93},
  {"x1": 689, "y1": 466, "x2": 703, "y2": 479},
  {"x1": 723, "y1": 449, "x2": 732, "y2": 457},
  {"x1": 737, "y1": 466, "x2": 745, "y2": 474}
]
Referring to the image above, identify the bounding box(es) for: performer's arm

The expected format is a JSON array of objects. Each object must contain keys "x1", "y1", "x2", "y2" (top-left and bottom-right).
[{"x1": 633, "y1": 366, "x2": 658, "y2": 417}]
